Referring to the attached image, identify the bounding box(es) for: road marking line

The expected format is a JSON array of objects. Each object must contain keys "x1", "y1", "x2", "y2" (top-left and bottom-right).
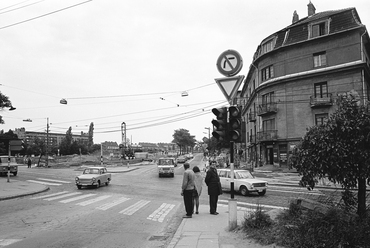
[
  {"x1": 60, "y1": 194, "x2": 96, "y2": 203},
  {"x1": 147, "y1": 203, "x2": 175, "y2": 222},
  {"x1": 27, "y1": 180, "x2": 61, "y2": 186},
  {"x1": 268, "y1": 189, "x2": 324, "y2": 196},
  {"x1": 218, "y1": 199, "x2": 288, "y2": 210},
  {"x1": 44, "y1": 192, "x2": 82, "y2": 201},
  {"x1": 0, "y1": 239, "x2": 22, "y2": 246},
  {"x1": 119, "y1": 200, "x2": 150, "y2": 215},
  {"x1": 96, "y1": 197, "x2": 130, "y2": 210},
  {"x1": 76, "y1": 195, "x2": 112, "y2": 206},
  {"x1": 37, "y1": 178, "x2": 72, "y2": 183},
  {"x1": 31, "y1": 191, "x2": 69, "y2": 199}
]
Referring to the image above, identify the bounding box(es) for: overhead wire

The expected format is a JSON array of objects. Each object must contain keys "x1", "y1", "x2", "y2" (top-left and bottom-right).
[{"x1": 0, "y1": 0, "x2": 92, "y2": 30}]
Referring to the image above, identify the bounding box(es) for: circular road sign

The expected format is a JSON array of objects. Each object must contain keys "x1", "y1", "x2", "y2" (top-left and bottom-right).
[{"x1": 216, "y1": 50, "x2": 243, "y2": 77}]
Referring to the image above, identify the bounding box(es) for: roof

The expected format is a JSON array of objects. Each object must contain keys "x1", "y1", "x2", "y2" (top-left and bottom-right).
[{"x1": 254, "y1": 7, "x2": 364, "y2": 60}]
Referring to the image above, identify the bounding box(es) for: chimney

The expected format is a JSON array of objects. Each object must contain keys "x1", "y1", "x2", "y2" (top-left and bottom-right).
[
  {"x1": 307, "y1": 1, "x2": 316, "y2": 16},
  {"x1": 292, "y1": 10, "x2": 299, "y2": 23}
]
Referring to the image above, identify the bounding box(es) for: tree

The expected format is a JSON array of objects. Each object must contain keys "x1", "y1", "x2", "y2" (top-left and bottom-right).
[
  {"x1": 290, "y1": 93, "x2": 370, "y2": 217},
  {"x1": 0, "y1": 92, "x2": 13, "y2": 124},
  {"x1": 172, "y1": 129, "x2": 196, "y2": 154},
  {"x1": 59, "y1": 127, "x2": 73, "y2": 155},
  {"x1": 88, "y1": 122, "x2": 94, "y2": 151}
]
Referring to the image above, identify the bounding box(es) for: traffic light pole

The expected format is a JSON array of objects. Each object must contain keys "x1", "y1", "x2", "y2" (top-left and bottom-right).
[{"x1": 228, "y1": 141, "x2": 237, "y2": 230}]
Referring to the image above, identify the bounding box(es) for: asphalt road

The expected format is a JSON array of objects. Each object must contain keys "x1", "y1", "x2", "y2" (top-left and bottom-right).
[{"x1": 0, "y1": 153, "x2": 325, "y2": 248}]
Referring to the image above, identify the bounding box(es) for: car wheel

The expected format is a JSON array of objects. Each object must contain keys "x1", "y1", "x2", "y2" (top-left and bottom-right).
[
  {"x1": 96, "y1": 181, "x2": 100, "y2": 188},
  {"x1": 77, "y1": 185, "x2": 82, "y2": 189},
  {"x1": 171, "y1": 173, "x2": 174, "y2": 177},
  {"x1": 105, "y1": 178, "x2": 110, "y2": 186},
  {"x1": 13, "y1": 172, "x2": 17, "y2": 176},
  {"x1": 258, "y1": 190, "x2": 266, "y2": 196},
  {"x1": 240, "y1": 186, "x2": 249, "y2": 196},
  {"x1": 159, "y1": 174, "x2": 161, "y2": 178}
]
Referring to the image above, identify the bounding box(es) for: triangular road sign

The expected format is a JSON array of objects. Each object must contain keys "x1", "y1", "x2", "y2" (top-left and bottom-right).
[{"x1": 215, "y1": 75, "x2": 245, "y2": 102}]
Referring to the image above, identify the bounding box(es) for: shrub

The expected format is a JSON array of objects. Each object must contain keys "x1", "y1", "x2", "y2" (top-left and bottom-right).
[{"x1": 243, "y1": 204, "x2": 273, "y2": 229}]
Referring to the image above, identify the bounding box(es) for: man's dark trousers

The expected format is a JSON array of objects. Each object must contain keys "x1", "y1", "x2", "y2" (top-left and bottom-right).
[
  {"x1": 209, "y1": 195, "x2": 218, "y2": 214},
  {"x1": 183, "y1": 189, "x2": 194, "y2": 216}
]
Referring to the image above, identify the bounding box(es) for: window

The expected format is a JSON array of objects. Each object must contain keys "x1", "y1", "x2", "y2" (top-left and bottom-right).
[
  {"x1": 313, "y1": 52, "x2": 326, "y2": 67},
  {"x1": 262, "y1": 92, "x2": 274, "y2": 105},
  {"x1": 315, "y1": 113, "x2": 328, "y2": 126},
  {"x1": 314, "y1": 82, "x2": 328, "y2": 98},
  {"x1": 261, "y1": 65, "x2": 274, "y2": 81},
  {"x1": 261, "y1": 39, "x2": 275, "y2": 54},
  {"x1": 310, "y1": 21, "x2": 328, "y2": 38},
  {"x1": 262, "y1": 119, "x2": 275, "y2": 131}
]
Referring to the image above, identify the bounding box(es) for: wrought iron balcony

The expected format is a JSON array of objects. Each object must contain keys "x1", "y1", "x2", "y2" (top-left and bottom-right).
[
  {"x1": 257, "y1": 130, "x2": 278, "y2": 142},
  {"x1": 310, "y1": 93, "x2": 333, "y2": 107},
  {"x1": 257, "y1": 102, "x2": 277, "y2": 116}
]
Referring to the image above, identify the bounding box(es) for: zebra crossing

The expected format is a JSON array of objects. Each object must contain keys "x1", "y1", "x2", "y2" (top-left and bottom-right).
[
  {"x1": 30, "y1": 191, "x2": 176, "y2": 223},
  {"x1": 27, "y1": 178, "x2": 72, "y2": 186}
]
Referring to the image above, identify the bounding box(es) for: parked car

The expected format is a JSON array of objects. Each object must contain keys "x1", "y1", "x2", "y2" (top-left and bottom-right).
[
  {"x1": 75, "y1": 167, "x2": 111, "y2": 189},
  {"x1": 217, "y1": 169, "x2": 267, "y2": 196},
  {"x1": 0, "y1": 156, "x2": 18, "y2": 176},
  {"x1": 157, "y1": 158, "x2": 176, "y2": 177},
  {"x1": 176, "y1": 156, "x2": 187, "y2": 163}
]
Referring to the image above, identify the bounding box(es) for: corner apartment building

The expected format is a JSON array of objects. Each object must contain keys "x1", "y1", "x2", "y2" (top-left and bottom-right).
[{"x1": 240, "y1": 2, "x2": 370, "y2": 168}]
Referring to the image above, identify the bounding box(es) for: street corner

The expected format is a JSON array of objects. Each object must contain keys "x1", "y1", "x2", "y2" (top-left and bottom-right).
[{"x1": 0, "y1": 179, "x2": 49, "y2": 201}]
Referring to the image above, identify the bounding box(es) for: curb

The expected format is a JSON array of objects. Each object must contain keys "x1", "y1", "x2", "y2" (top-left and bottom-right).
[{"x1": 0, "y1": 186, "x2": 49, "y2": 201}]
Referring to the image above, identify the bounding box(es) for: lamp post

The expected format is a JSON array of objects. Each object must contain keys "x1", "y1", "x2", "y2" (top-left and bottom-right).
[{"x1": 121, "y1": 122, "x2": 126, "y2": 159}]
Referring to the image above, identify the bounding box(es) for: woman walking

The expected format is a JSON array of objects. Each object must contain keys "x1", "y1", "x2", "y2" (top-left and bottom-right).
[
  {"x1": 192, "y1": 166, "x2": 203, "y2": 214},
  {"x1": 205, "y1": 161, "x2": 222, "y2": 215}
]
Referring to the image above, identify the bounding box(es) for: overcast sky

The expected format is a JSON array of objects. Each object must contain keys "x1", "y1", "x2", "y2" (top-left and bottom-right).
[{"x1": 1, "y1": 0, "x2": 369, "y2": 145}]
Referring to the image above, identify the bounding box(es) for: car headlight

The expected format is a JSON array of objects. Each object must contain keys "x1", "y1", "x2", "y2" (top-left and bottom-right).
[
  {"x1": 92, "y1": 177, "x2": 96, "y2": 182},
  {"x1": 75, "y1": 177, "x2": 79, "y2": 182}
]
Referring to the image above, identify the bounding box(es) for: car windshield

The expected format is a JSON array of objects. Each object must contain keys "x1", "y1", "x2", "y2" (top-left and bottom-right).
[
  {"x1": 158, "y1": 159, "x2": 174, "y2": 165},
  {"x1": 83, "y1": 169, "x2": 100, "y2": 174},
  {"x1": 236, "y1": 171, "x2": 254, "y2": 179},
  {"x1": 0, "y1": 157, "x2": 16, "y2": 164}
]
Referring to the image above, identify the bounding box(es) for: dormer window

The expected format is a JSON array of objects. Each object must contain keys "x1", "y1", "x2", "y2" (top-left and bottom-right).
[
  {"x1": 309, "y1": 20, "x2": 329, "y2": 38},
  {"x1": 261, "y1": 38, "x2": 276, "y2": 55}
]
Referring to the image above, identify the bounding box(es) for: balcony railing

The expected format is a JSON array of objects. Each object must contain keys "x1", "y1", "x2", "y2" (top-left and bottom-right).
[
  {"x1": 310, "y1": 93, "x2": 333, "y2": 107},
  {"x1": 257, "y1": 130, "x2": 278, "y2": 142},
  {"x1": 248, "y1": 112, "x2": 256, "y2": 122},
  {"x1": 257, "y1": 102, "x2": 277, "y2": 116}
]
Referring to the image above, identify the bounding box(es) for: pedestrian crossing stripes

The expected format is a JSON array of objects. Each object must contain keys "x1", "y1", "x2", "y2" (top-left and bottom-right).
[
  {"x1": 119, "y1": 200, "x2": 150, "y2": 215},
  {"x1": 96, "y1": 197, "x2": 130, "y2": 210},
  {"x1": 147, "y1": 203, "x2": 175, "y2": 223},
  {"x1": 76, "y1": 195, "x2": 112, "y2": 206},
  {"x1": 27, "y1": 178, "x2": 73, "y2": 186},
  {"x1": 60, "y1": 193, "x2": 96, "y2": 203},
  {"x1": 31, "y1": 191, "x2": 176, "y2": 222},
  {"x1": 0, "y1": 239, "x2": 22, "y2": 247}
]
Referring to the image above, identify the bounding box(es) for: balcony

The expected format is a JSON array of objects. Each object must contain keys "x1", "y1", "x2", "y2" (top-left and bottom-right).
[
  {"x1": 257, "y1": 130, "x2": 278, "y2": 142},
  {"x1": 248, "y1": 112, "x2": 256, "y2": 122},
  {"x1": 310, "y1": 93, "x2": 333, "y2": 107},
  {"x1": 257, "y1": 102, "x2": 277, "y2": 116}
]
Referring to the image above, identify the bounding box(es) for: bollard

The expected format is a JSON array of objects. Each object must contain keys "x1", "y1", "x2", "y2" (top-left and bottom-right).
[
  {"x1": 127, "y1": 161, "x2": 130, "y2": 168},
  {"x1": 228, "y1": 199, "x2": 237, "y2": 230}
]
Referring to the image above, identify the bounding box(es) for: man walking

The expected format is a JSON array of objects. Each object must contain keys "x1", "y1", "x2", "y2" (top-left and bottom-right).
[
  {"x1": 181, "y1": 162, "x2": 195, "y2": 218},
  {"x1": 205, "y1": 161, "x2": 222, "y2": 215}
]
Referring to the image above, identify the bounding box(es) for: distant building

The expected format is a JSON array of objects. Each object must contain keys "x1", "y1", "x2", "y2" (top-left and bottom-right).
[
  {"x1": 13, "y1": 127, "x2": 89, "y2": 148},
  {"x1": 239, "y1": 2, "x2": 370, "y2": 168}
]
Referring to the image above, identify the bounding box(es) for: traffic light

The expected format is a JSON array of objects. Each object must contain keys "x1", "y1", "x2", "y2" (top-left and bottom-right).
[
  {"x1": 228, "y1": 106, "x2": 242, "y2": 143},
  {"x1": 211, "y1": 107, "x2": 228, "y2": 141}
]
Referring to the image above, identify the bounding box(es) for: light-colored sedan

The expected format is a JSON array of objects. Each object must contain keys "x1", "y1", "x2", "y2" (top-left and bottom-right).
[
  {"x1": 75, "y1": 167, "x2": 111, "y2": 189},
  {"x1": 218, "y1": 169, "x2": 267, "y2": 196}
]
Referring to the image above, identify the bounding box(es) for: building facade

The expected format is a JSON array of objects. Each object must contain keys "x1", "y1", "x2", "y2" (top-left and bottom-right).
[
  {"x1": 240, "y1": 2, "x2": 370, "y2": 168},
  {"x1": 14, "y1": 127, "x2": 89, "y2": 148}
]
